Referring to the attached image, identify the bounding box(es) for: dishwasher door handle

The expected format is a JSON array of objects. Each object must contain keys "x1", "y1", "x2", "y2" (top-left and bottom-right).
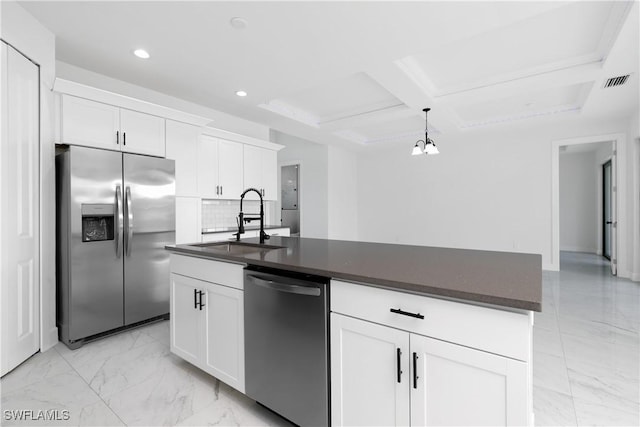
[{"x1": 247, "y1": 275, "x2": 321, "y2": 296}]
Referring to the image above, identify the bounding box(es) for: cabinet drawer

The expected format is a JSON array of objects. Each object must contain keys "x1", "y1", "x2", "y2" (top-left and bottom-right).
[
  {"x1": 171, "y1": 254, "x2": 244, "y2": 289},
  {"x1": 331, "y1": 280, "x2": 531, "y2": 362}
]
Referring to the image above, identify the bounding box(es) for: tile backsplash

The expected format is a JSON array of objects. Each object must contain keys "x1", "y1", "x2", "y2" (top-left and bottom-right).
[{"x1": 201, "y1": 199, "x2": 276, "y2": 230}]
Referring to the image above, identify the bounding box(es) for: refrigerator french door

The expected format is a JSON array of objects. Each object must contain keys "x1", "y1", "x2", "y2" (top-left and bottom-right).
[{"x1": 56, "y1": 145, "x2": 175, "y2": 348}]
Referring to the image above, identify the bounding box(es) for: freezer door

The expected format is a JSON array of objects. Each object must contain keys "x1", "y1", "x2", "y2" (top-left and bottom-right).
[
  {"x1": 66, "y1": 146, "x2": 124, "y2": 340},
  {"x1": 123, "y1": 154, "x2": 175, "y2": 324}
]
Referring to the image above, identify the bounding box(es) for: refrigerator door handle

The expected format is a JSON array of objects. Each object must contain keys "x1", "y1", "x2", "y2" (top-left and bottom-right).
[
  {"x1": 125, "y1": 186, "x2": 133, "y2": 256},
  {"x1": 115, "y1": 185, "x2": 124, "y2": 258}
]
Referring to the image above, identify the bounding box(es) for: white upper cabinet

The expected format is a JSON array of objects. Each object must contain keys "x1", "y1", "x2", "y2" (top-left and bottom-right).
[
  {"x1": 218, "y1": 139, "x2": 244, "y2": 199},
  {"x1": 261, "y1": 148, "x2": 278, "y2": 200},
  {"x1": 242, "y1": 145, "x2": 262, "y2": 198},
  {"x1": 243, "y1": 145, "x2": 278, "y2": 201},
  {"x1": 198, "y1": 135, "x2": 243, "y2": 200},
  {"x1": 62, "y1": 95, "x2": 119, "y2": 150},
  {"x1": 119, "y1": 109, "x2": 165, "y2": 157},
  {"x1": 61, "y1": 95, "x2": 165, "y2": 157},
  {"x1": 197, "y1": 134, "x2": 220, "y2": 198},
  {"x1": 166, "y1": 120, "x2": 200, "y2": 197}
]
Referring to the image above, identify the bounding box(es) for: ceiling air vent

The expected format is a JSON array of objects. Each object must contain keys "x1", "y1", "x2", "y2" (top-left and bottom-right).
[{"x1": 603, "y1": 74, "x2": 630, "y2": 88}]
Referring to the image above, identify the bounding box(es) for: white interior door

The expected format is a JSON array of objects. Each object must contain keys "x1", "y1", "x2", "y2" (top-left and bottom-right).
[{"x1": 1, "y1": 43, "x2": 40, "y2": 376}]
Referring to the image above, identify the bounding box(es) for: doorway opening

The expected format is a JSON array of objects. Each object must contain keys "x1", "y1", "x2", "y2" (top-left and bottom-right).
[
  {"x1": 555, "y1": 138, "x2": 617, "y2": 275},
  {"x1": 280, "y1": 164, "x2": 300, "y2": 236}
]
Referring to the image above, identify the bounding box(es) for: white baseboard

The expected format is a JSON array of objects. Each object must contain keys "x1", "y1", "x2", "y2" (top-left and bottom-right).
[
  {"x1": 633, "y1": 272, "x2": 640, "y2": 282},
  {"x1": 41, "y1": 326, "x2": 58, "y2": 352},
  {"x1": 542, "y1": 263, "x2": 558, "y2": 271},
  {"x1": 559, "y1": 247, "x2": 597, "y2": 254}
]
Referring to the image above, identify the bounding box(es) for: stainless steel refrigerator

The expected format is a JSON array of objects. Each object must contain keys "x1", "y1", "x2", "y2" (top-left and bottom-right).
[{"x1": 56, "y1": 145, "x2": 175, "y2": 349}]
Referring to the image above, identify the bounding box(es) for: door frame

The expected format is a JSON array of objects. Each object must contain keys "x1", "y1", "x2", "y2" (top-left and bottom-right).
[
  {"x1": 278, "y1": 159, "x2": 303, "y2": 236},
  {"x1": 551, "y1": 133, "x2": 627, "y2": 273},
  {"x1": 602, "y1": 159, "x2": 612, "y2": 260}
]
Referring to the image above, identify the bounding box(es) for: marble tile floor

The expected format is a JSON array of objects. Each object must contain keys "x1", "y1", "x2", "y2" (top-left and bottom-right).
[
  {"x1": 534, "y1": 252, "x2": 639, "y2": 426},
  {"x1": 0, "y1": 321, "x2": 292, "y2": 427},
  {"x1": 1, "y1": 251, "x2": 638, "y2": 426}
]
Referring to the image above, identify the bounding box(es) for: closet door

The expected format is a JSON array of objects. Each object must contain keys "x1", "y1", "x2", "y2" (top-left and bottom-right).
[{"x1": 1, "y1": 43, "x2": 40, "y2": 376}]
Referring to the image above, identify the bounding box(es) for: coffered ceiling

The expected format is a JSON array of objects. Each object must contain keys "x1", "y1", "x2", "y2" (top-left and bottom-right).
[{"x1": 19, "y1": 1, "x2": 639, "y2": 149}]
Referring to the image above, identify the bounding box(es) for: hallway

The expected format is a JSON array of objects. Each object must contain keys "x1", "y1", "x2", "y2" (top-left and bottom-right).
[{"x1": 533, "y1": 251, "x2": 639, "y2": 425}]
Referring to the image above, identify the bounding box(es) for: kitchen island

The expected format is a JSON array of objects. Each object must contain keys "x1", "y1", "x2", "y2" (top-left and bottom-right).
[{"x1": 166, "y1": 236, "x2": 541, "y2": 426}]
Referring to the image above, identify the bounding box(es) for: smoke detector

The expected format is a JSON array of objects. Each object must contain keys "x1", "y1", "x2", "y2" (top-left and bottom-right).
[{"x1": 602, "y1": 74, "x2": 630, "y2": 89}]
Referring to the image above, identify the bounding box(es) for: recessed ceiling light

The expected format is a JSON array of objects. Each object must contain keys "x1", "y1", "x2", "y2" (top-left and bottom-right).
[
  {"x1": 230, "y1": 17, "x2": 248, "y2": 30},
  {"x1": 236, "y1": 90, "x2": 247, "y2": 97},
  {"x1": 133, "y1": 49, "x2": 150, "y2": 59}
]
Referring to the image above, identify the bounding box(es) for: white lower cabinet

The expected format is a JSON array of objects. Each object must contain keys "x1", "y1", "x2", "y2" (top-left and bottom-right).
[
  {"x1": 331, "y1": 314, "x2": 410, "y2": 427},
  {"x1": 331, "y1": 280, "x2": 532, "y2": 427},
  {"x1": 411, "y1": 334, "x2": 527, "y2": 426},
  {"x1": 170, "y1": 256, "x2": 245, "y2": 393},
  {"x1": 171, "y1": 274, "x2": 202, "y2": 365},
  {"x1": 331, "y1": 313, "x2": 527, "y2": 427},
  {"x1": 203, "y1": 283, "x2": 244, "y2": 390}
]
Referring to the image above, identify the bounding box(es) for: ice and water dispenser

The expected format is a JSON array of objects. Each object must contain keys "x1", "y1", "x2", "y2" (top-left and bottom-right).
[{"x1": 81, "y1": 204, "x2": 115, "y2": 242}]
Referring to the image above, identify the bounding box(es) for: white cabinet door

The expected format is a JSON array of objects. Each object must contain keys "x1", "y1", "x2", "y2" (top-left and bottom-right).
[
  {"x1": 170, "y1": 274, "x2": 203, "y2": 366},
  {"x1": 120, "y1": 108, "x2": 165, "y2": 157},
  {"x1": 1, "y1": 43, "x2": 40, "y2": 376},
  {"x1": 61, "y1": 95, "x2": 119, "y2": 150},
  {"x1": 218, "y1": 139, "x2": 243, "y2": 199},
  {"x1": 331, "y1": 313, "x2": 410, "y2": 427},
  {"x1": 261, "y1": 148, "x2": 278, "y2": 201},
  {"x1": 411, "y1": 334, "x2": 528, "y2": 427},
  {"x1": 242, "y1": 145, "x2": 262, "y2": 200},
  {"x1": 166, "y1": 120, "x2": 200, "y2": 197},
  {"x1": 197, "y1": 135, "x2": 220, "y2": 198},
  {"x1": 203, "y1": 284, "x2": 245, "y2": 393},
  {"x1": 175, "y1": 197, "x2": 201, "y2": 244},
  {"x1": 243, "y1": 145, "x2": 278, "y2": 201}
]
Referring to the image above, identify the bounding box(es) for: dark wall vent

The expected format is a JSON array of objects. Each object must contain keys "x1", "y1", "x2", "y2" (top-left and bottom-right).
[{"x1": 603, "y1": 75, "x2": 630, "y2": 88}]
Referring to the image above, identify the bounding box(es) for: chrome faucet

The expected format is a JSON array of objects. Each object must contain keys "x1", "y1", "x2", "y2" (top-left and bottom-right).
[{"x1": 235, "y1": 188, "x2": 270, "y2": 244}]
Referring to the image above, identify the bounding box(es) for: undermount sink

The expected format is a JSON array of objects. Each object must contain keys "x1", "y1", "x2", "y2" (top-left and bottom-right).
[{"x1": 193, "y1": 241, "x2": 286, "y2": 255}]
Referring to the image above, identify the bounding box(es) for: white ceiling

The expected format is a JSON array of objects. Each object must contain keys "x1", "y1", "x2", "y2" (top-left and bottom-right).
[{"x1": 20, "y1": 1, "x2": 640, "y2": 149}]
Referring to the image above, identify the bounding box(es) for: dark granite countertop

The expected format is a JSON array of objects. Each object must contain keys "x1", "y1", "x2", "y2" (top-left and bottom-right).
[
  {"x1": 202, "y1": 225, "x2": 288, "y2": 234},
  {"x1": 166, "y1": 236, "x2": 542, "y2": 312}
]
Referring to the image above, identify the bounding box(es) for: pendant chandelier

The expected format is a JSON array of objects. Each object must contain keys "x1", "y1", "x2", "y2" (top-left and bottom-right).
[{"x1": 411, "y1": 108, "x2": 439, "y2": 156}]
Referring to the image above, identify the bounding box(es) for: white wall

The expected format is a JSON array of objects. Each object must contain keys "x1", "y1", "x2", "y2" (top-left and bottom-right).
[
  {"x1": 272, "y1": 130, "x2": 329, "y2": 238},
  {"x1": 357, "y1": 114, "x2": 630, "y2": 270},
  {"x1": 559, "y1": 151, "x2": 597, "y2": 253},
  {"x1": 55, "y1": 61, "x2": 270, "y2": 140},
  {"x1": 1, "y1": 0, "x2": 57, "y2": 350},
  {"x1": 627, "y1": 109, "x2": 640, "y2": 281},
  {"x1": 328, "y1": 145, "x2": 358, "y2": 241}
]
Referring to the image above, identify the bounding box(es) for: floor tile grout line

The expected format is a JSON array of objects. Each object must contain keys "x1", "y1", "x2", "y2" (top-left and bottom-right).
[
  {"x1": 53, "y1": 342, "x2": 129, "y2": 426},
  {"x1": 552, "y1": 278, "x2": 581, "y2": 427}
]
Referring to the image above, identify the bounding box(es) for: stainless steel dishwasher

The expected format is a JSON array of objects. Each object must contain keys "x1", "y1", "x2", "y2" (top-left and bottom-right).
[{"x1": 244, "y1": 266, "x2": 330, "y2": 426}]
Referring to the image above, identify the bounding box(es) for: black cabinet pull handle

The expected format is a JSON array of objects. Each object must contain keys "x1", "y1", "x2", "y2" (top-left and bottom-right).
[
  {"x1": 390, "y1": 308, "x2": 424, "y2": 319},
  {"x1": 198, "y1": 290, "x2": 205, "y2": 310},
  {"x1": 123, "y1": 132, "x2": 126, "y2": 145},
  {"x1": 116, "y1": 131, "x2": 119, "y2": 144},
  {"x1": 413, "y1": 352, "x2": 419, "y2": 389},
  {"x1": 193, "y1": 288, "x2": 197, "y2": 309},
  {"x1": 397, "y1": 348, "x2": 402, "y2": 383}
]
